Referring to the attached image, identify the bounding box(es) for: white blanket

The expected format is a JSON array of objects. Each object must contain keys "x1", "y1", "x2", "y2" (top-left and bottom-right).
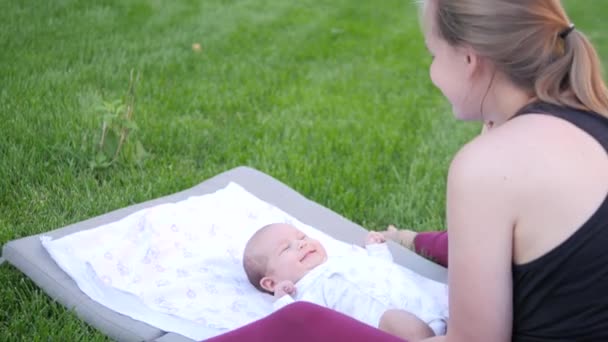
[{"x1": 42, "y1": 182, "x2": 367, "y2": 340}]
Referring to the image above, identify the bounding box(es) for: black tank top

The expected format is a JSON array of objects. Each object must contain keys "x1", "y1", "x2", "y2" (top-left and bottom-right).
[{"x1": 511, "y1": 102, "x2": 608, "y2": 342}]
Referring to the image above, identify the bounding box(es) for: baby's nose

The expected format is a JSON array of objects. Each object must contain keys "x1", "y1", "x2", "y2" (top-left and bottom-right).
[{"x1": 297, "y1": 240, "x2": 307, "y2": 249}]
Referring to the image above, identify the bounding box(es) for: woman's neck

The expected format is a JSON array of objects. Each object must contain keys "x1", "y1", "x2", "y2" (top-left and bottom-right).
[{"x1": 483, "y1": 75, "x2": 534, "y2": 128}]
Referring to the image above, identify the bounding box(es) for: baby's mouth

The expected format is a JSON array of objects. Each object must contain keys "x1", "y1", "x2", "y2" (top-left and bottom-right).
[{"x1": 301, "y1": 249, "x2": 315, "y2": 261}]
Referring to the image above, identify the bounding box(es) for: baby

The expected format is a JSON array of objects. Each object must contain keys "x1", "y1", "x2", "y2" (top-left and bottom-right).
[{"x1": 243, "y1": 223, "x2": 449, "y2": 341}]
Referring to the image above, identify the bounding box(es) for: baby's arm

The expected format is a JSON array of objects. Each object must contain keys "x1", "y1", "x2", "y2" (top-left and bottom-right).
[
  {"x1": 272, "y1": 280, "x2": 297, "y2": 311},
  {"x1": 365, "y1": 231, "x2": 394, "y2": 262}
]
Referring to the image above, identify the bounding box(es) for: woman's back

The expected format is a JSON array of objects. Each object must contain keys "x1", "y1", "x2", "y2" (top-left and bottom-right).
[
  {"x1": 499, "y1": 103, "x2": 608, "y2": 340},
  {"x1": 506, "y1": 103, "x2": 608, "y2": 265}
]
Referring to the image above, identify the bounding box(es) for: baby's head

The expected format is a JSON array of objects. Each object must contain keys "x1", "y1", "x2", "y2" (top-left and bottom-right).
[{"x1": 243, "y1": 223, "x2": 328, "y2": 294}]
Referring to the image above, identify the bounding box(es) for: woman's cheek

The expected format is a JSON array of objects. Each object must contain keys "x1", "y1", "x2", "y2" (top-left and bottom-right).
[{"x1": 429, "y1": 60, "x2": 453, "y2": 102}]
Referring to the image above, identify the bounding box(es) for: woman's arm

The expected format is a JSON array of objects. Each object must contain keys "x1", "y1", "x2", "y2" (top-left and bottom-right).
[{"x1": 423, "y1": 136, "x2": 515, "y2": 342}]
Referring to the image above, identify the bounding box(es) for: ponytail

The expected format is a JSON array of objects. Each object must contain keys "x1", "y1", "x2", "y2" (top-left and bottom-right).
[{"x1": 536, "y1": 29, "x2": 608, "y2": 117}]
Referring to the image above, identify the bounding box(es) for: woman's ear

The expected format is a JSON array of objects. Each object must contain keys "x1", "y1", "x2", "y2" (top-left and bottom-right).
[
  {"x1": 260, "y1": 276, "x2": 276, "y2": 293},
  {"x1": 463, "y1": 47, "x2": 485, "y2": 80}
]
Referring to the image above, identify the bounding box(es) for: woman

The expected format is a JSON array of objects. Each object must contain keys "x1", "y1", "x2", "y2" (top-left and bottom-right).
[{"x1": 209, "y1": 1, "x2": 608, "y2": 341}]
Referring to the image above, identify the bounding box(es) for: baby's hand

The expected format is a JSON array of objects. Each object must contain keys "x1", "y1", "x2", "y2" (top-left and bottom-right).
[
  {"x1": 274, "y1": 280, "x2": 296, "y2": 298},
  {"x1": 365, "y1": 231, "x2": 386, "y2": 246}
]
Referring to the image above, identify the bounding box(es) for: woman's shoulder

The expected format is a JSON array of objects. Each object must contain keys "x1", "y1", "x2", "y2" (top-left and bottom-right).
[
  {"x1": 448, "y1": 118, "x2": 535, "y2": 187},
  {"x1": 449, "y1": 111, "x2": 606, "y2": 202},
  {"x1": 454, "y1": 113, "x2": 590, "y2": 171}
]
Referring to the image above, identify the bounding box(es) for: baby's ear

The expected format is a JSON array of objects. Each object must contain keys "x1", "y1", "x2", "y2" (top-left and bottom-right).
[{"x1": 260, "y1": 276, "x2": 275, "y2": 293}]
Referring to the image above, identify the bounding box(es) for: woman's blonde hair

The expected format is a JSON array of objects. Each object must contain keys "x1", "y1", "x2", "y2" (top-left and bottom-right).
[{"x1": 424, "y1": 0, "x2": 608, "y2": 117}]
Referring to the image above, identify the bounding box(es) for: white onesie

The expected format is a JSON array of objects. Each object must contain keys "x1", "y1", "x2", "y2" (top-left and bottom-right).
[{"x1": 273, "y1": 243, "x2": 449, "y2": 335}]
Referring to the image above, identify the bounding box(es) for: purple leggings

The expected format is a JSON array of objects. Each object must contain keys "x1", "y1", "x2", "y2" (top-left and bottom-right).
[
  {"x1": 414, "y1": 231, "x2": 448, "y2": 267},
  {"x1": 205, "y1": 302, "x2": 405, "y2": 342},
  {"x1": 205, "y1": 231, "x2": 449, "y2": 342}
]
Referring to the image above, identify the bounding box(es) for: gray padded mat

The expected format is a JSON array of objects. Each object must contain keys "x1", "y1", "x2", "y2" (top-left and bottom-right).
[{"x1": 2, "y1": 166, "x2": 447, "y2": 342}]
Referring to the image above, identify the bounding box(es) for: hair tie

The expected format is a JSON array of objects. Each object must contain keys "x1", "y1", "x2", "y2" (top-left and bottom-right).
[{"x1": 559, "y1": 23, "x2": 575, "y2": 39}]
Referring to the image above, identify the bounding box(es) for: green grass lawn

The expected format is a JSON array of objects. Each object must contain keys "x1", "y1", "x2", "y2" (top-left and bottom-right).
[{"x1": 1, "y1": 0, "x2": 606, "y2": 340}]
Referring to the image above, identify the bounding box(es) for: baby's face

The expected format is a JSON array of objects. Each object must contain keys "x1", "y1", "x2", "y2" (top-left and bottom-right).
[{"x1": 258, "y1": 224, "x2": 327, "y2": 292}]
